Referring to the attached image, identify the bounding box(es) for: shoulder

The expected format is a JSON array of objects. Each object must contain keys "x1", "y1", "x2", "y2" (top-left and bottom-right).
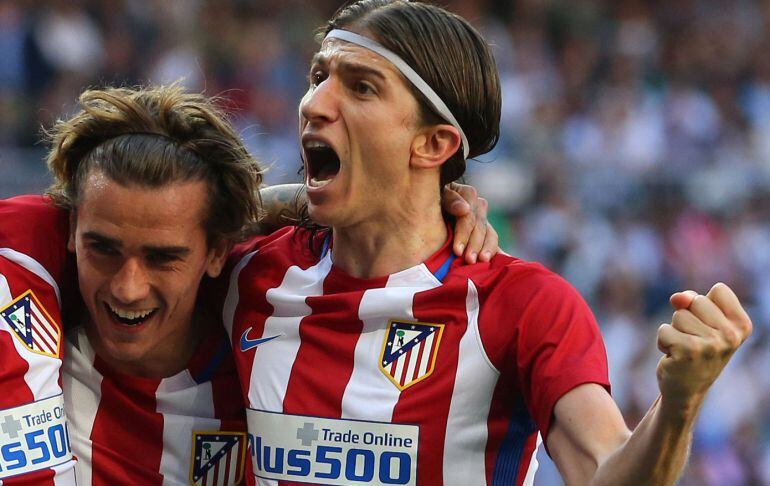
[
  {"x1": 229, "y1": 226, "x2": 323, "y2": 271},
  {"x1": 0, "y1": 195, "x2": 70, "y2": 284},
  {"x1": 451, "y1": 252, "x2": 580, "y2": 304}
]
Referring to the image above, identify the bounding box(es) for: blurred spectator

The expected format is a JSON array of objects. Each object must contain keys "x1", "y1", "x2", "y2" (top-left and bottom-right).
[{"x1": 0, "y1": 0, "x2": 767, "y2": 484}]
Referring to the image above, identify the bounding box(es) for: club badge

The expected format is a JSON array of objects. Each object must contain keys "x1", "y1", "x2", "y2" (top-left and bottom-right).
[
  {"x1": 379, "y1": 319, "x2": 444, "y2": 391},
  {"x1": 0, "y1": 290, "x2": 61, "y2": 358},
  {"x1": 190, "y1": 431, "x2": 246, "y2": 485}
]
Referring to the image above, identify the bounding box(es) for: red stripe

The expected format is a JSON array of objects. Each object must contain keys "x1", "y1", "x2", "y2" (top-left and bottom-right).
[
  {"x1": 90, "y1": 358, "x2": 165, "y2": 486},
  {"x1": 398, "y1": 347, "x2": 413, "y2": 386},
  {"x1": 222, "y1": 448, "x2": 231, "y2": 485},
  {"x1": 32, "y1": 333, "x2": 53, "y2": 355},
  {"x1": 213, "y1": 458, "x2": 220, "y2": 486},
  {"x1": 282, "y1": 279, "x2": 368, "y2": 416},
  {"x1": 412, "y1": 339, "x2": 427, "y2": 381},
  {"x1": 32, "y1": 309, "x2": 57, "y2": 343},
  {"x1": 390, "y1": 283, "x2": 470, "y2": 486}
]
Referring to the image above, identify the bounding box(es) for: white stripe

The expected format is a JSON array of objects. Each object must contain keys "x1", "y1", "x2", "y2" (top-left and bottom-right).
[
  {"x1": 51, "y1": 459, "x2": 78, "y2": 486},
  {"x1": 227, "y1": 447, "x2": 239, "y2": 484},
  {"x1": 245, "y1": 252, "x2": 332, "y2": 411},
  {"x1": 417, "y1": 333, "x2": 434, "y2": 377},
  {"x1": 217, "y1": 451, "x2": 227, "y2": 485},
  {"x1": 157, "y1": 373, "x2": 221, "y2": 486},
  {"x1": 341, "y1": 263, "x2": 441, "y2": 421},
  {"x1": 522, "y1": 433, "x2": 542, "y2": 486},
  {"x1": 0, "y1": 248, "x2": 61, "y2": 305},
  {"x1": 63, "y1": 328, "x2": 103, "y2": 486},
  {"x1": 0, "y1": 273, "x2": 61, "y2": 399},
  {"x1": 393, "y1": 353, "x2": 407, "y2": 386},
  {"x1": 442, "y1": 280, "x2": 500, "y2": 484},
  {"x1": 31, "y1": 300, "x2": 59, "y2": 346},
  {"x1": 206, "y1": 466, "x2": 216, "y2": 484},
  {"x1": 404, "y1": 343, "x2": 419, "y2": 383},
  {"x1": 32, "y1": 315, "x2": 57, "y2": 353}
]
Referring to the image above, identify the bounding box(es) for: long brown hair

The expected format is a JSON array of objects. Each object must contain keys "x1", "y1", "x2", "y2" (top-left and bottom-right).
[{"x1": 45, "y1": 84, "x2": 263, "y2": 245}]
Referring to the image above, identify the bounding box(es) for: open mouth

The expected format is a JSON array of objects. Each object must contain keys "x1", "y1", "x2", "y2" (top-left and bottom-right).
[
  {"x1": 104, "y1": 303, "x2": 158, "y2": 327},
  {"x1": 303, "y1": 140, "x2": 340, "y2": 188}
]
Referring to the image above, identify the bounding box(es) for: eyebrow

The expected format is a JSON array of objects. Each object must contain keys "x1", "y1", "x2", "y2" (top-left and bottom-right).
[
  {"x1": 82, "y1": 231, "x2": 191, "y2": 256},
  {"x1": 311, "y1": 53, "x2": 387, "y2": 82}
]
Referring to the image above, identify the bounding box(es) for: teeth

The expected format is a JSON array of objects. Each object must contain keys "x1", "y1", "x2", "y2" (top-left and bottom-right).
[
  {"x1": 309, "y1": 177, "x2": 332, "y2": 188},
  {"x1": 304, "y1": 140, "x2": 330, "y2": 150},
  {"x1": 109, "y1": 304, "x2": 155, "y2": 320}
]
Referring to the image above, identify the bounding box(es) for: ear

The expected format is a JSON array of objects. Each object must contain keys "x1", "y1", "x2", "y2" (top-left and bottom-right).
[
  {"x1": 205, "y1": 239, "x2": 232, "y2": 278},
  {"x1": 410, "y1": 124, "x2": 462, "y2": 170},
  {"x1": 67, "y1": 211, "x2": 77, "y2": 253}
]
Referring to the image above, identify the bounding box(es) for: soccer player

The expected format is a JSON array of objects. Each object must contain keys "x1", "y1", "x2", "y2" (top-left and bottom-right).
[
  {"x1": 223, "y1": 1, "x2": 752, "y2": 485},
  {"x1": 0, "y1": 84, "x2": 495, "y2": 484}
]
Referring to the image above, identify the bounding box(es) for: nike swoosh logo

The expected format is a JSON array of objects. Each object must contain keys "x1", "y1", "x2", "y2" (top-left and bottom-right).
[{"x1": 240, "y1": 328, "x2": 281, "y2": 352}]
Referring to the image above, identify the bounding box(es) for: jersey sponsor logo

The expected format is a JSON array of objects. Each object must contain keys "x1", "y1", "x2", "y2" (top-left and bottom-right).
[
  {"x1": 0, "y1": 394, "x2": 72, "y2": 479},
  {"x1": 0, "y1": 289, "x2": 61, "y2": 358},
  {"x1": 190, "y1": 431, "x2": 246, "y2": 485},
  {"x1": 379, "y1": 320, "x2": 444, "y2": 390},
  {"x1": 247, "y1": 409, "x2": 418, "y2": 486},
  {"x1": 239, "y1": 327, "x2": 281, "y2": 352}
]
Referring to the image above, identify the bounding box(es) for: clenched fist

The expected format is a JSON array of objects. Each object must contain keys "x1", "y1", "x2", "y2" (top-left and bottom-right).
[{"x1": 656, "y1": 283, "x2": 752, "y2": 406}]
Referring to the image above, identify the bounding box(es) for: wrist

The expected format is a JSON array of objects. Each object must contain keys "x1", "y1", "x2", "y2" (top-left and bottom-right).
[{"x1": 658, "y1": 392, "x2": 705, "y2": 425}]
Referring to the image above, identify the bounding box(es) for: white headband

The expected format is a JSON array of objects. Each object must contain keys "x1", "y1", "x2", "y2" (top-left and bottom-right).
[{"x1": 325, "y1": 29, "x2": 470, "y2": 159}]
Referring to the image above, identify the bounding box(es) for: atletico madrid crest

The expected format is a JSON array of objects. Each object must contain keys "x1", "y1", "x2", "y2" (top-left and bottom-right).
[
  {"x1": 0, "y1": 290, "x2": 61, "y2": 358},
  {"x1": 379, "y1": 319, "x2": 444, "y2": 391},
  {"x1": 190, "y1": 431, "x2": 246, "y2": 485}
]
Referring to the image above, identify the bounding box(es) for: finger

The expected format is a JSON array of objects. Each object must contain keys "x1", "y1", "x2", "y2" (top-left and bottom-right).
[
  {"x1": 657, "y1": 323, "x2": 695, "y2": 359},
  {"x1": 464, "y1": 218, "x2": 487, "y2": 264},
  {"x1": 706, "y1": 283, "x2": 752, "y2": 329},
  {"x1": 443, "y1": 187, "x2": 471, "y2": 217},
  {"x1": 478, "y1": 221, "x2": 499, "y2": 262},
  {"x1": 670, "y1": 290, "x2": 698, "y2": 310},
  {"x1": 671, "y1": 308, "x2": 714, "y2": 338},
  {"x1": 685, "y1": 294, "x2": 730, "y2": 333},
  {"x1": 452, "y1": 213, "x2": 475, "y2": 258}
]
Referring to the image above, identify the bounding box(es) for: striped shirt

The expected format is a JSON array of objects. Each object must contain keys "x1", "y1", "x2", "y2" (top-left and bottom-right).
[
  {"x1": 0, "y1": 197, "x2": 76, "y2": 485},
  {"x1": 63, "y1": 326, "x2": 248, "y2": 485},
  {"x1": 223, "y1": 227, "x2": 610, "y2": 486}
]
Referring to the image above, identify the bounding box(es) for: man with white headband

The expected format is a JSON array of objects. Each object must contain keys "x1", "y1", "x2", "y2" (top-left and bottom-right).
[{"x1": 223, "y1": 1, "x2": 752, "y2": 485}]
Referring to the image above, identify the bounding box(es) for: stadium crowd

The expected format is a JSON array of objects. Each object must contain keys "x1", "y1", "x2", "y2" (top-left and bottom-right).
[{"x1": 0, "y1": 0, "x2": 767, "y2": 483}]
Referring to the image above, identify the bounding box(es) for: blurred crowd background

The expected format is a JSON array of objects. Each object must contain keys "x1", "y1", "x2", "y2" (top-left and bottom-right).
[{"x1": 0, "y1": 0, "x2": 768, "y2": 483}]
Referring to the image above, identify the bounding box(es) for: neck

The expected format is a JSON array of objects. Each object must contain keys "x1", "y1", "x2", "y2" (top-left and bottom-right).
[
  {"x1": 86, "y1": 315, "x2": 204, "y2": 379},
  {"x1": 331, "y1": 202, "x2": 448, "y2": 279}
]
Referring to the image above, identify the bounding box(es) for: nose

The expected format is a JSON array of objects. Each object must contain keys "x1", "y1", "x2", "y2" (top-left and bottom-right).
[
  {"x1": 300, "y1": 78, "x2": 340, "y2": 124},
  {"x1": 110, "y1": 258, "x2": 150, "y2": 304}
]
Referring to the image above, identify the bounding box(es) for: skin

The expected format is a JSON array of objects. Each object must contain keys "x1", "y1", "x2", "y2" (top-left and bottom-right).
[
  {"x1": 258, "y1": 183, "x2": 497, "y2": 263},
  {"x1": 300, "y1": 36, "x2": 753, "y2": 484},
  {"x1": 299, "y1": 38, "x2": 463, "y2": 278},
  {"x1": 67, "y1": 170, "x2": 228, "y2": 377},
  {"x1": 548, "y1": 283, "x2": 752, "y2": 485}
]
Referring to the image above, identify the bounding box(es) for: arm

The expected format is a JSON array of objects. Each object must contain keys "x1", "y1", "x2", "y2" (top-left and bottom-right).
[
  {"x1": 547, "y1": 283, "x2": 752, "y2": 485},
  {"x1": 256, "y1": 183, "x2": 500, "y2": 263}
]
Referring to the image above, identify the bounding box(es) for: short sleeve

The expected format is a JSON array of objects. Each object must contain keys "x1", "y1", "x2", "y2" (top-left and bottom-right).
[{"x1": 478, "y1": 263, "x2": 610, "y2": 441}]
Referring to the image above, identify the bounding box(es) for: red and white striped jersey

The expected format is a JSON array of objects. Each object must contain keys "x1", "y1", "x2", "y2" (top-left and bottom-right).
[
  {"x1": 223, "y1": 228, "x2": 610, "y2": 486},
  {"x1": 63, "y1": 325, "x2": 249, "y2": 485},
  {"x1": 0, "y1": 196, "x2": 77, "y2": 486}
]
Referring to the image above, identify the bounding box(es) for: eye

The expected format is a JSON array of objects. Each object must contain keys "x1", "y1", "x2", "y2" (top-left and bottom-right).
[
  {"x1": 308, "y1": 69, "x2": 327, "y2": 87},
  {"x1": 146, "y1": 253, "x2": 181, "y2": 266},
  {"x1": 354, "y1": 80, "x2": 376, "y2": 95},
  {"x1": 88, "y1": 241, "x2": 119, "y2": 257}
]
